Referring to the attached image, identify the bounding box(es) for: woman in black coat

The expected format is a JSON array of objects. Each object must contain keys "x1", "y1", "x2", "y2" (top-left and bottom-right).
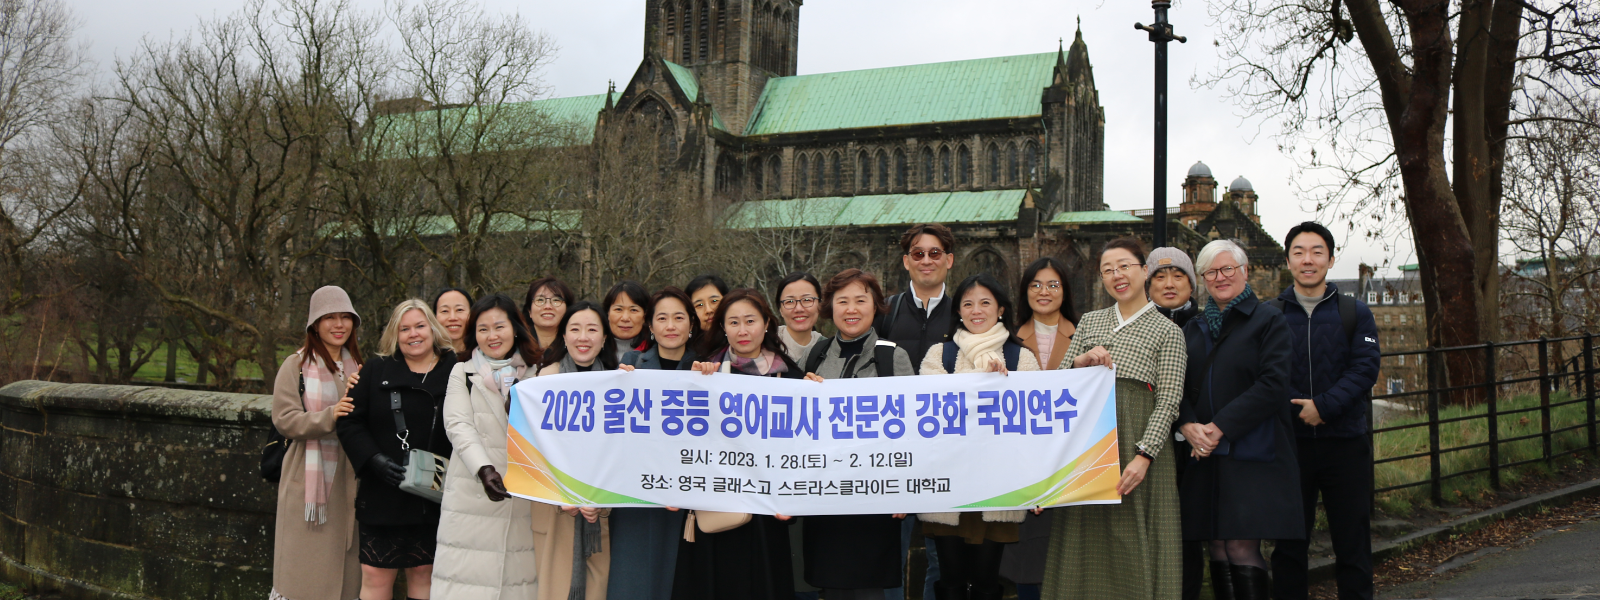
[
  {"x1": 1175, "y1": 240, "x2": 1302, "y2": 600},
  {"x1": 336, "y1": 299, "x2": 457, "y2": 600},
  {"x1": 677, "y1": 288, "x2": 802, "y2": 600}
]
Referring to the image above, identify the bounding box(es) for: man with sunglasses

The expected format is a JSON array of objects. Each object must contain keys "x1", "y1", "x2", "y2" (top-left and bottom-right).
[{"x1": 874, "y1": 223, "x2": 957, "y2": 374}]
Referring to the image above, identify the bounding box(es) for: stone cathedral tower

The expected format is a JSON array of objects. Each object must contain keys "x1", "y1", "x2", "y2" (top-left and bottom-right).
[{"x1": 643, "y1": 0, "x2": 801, "y2": 133}]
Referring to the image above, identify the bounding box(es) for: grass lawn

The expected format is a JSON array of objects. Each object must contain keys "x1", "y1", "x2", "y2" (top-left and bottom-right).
[
  {"x1": 93, "y1": 341, "x2": 273, "y2": 384},
  {"x1": 1373, "y1": 390, "x2": 1596, "y2": 514},
  {"x1": 0, "y1": 582, "x2": 28, "y2": 600}
]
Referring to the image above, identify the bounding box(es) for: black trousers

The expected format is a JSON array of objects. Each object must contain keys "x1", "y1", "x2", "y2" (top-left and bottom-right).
[{"x1": 1271, "y1": 436, "x2": 1374, "y2": 600}]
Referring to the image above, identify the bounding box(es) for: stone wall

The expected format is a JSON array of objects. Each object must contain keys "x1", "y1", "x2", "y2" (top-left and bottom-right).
[{"x1": 0, "y1": 380, "x2": 275, "y2": 600}]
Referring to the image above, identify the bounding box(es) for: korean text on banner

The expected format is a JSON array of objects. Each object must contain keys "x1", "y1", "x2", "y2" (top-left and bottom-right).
[{"x1": 504, "y1": 366, "x2": 1120, "y2": 516}]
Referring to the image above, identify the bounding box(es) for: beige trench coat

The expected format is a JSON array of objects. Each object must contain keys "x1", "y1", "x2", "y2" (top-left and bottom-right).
[
  {"x1": 270, "y1": 353, "x2": 361, "y2": 600},
  {"x1": 531, "y1": 362, "x2": 612, "y2": 600},
  {"x1": 431, "y1": 362, "x2": 539, "y2": 600}
]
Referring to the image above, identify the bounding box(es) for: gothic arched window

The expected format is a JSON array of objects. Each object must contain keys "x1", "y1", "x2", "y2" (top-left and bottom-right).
[
  {"x1": 768, "y1": 155, "x2": 783, "y2": 196},
  {"x1": 939, "y1": 147, "x2": 952, "y2": 187},
  {"x1": 894, "y1": 149, "x2": 908, "y2": 190},
  {"x1": 1007, "y1": 143, "x2": 1020, "y2": 185},
  {"x1": 957, "y1": 145, "x2": 972, "y2": 186},
  {"x1": 681, "y1": 0, "x2": 693, "y2": 63},
  {"x1": 921, "y1": 147, "x2": 935, "y2": 188},
  {"x1": 813, "y1": 154, "x2": 826, "y2": 193},
  {"x1": 830, "y1": 152, "x2": 842, "y2": 193},
  {"x1": 796, "y1": 154, "x2": 809, "y2": 195},
  {"x1": 858, "y1": 151, "x2": 871, "y2": 192},
  {"x1": 1024, "y1": 142, "x2": 1040, "y2": 185},
  {"x1": 698, "y1": 0, "x2": 711, "y2": 61},
  {"x1": 987, "y1": 144, "x2": 1001, "y2": 186},
  {"x1": 876, "y1": 151, "x2": 889, "y2": 190},
  {"x1": 750, "y1": 156, "x2": 764, "y2": 193}
]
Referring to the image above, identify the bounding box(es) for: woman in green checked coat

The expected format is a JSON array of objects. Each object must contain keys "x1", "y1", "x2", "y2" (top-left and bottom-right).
[{"x1": 1042, "y1": 238, "x2": 1186, "y2": 600}]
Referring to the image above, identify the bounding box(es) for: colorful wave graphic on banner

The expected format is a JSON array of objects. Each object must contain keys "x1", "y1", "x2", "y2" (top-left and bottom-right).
[
  {"x1": 956, "y1": 429, "x2": 1122, "y2": 508},
  {"x1": 506, "y1": 427, "x2": 652, "y2": 506}
]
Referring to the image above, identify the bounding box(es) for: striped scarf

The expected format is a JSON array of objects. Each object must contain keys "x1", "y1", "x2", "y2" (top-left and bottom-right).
[
  {"x1": 1203, "y1": 283, "x2": 1255, "y2": 340},
  {"x1": 299, "y1": 349, "x2": 356, "y2": 524}
]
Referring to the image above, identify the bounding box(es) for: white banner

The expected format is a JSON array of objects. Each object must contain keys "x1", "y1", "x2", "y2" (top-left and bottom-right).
[{"x1": 505, "y1": 366, "x2": 1121, "y2": 516}]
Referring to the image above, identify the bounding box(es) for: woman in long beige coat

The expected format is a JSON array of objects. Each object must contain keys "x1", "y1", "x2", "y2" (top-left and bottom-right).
[
  {"x1": 271, "y1": 286, "x2": 364, "y2": 600},
  {"x1": 432, "y1": 294, "x2": 541, "y2": 600}
]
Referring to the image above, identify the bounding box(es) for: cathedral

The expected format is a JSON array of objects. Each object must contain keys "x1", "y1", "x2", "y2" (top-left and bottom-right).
[{"x1": 453, "y1": 1, "x2": 1284, "y2": 312}]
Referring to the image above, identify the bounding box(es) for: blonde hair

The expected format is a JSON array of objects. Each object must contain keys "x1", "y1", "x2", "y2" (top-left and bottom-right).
[{"x1": 376, "y1": 299, "x2": 454, "y2": 358}]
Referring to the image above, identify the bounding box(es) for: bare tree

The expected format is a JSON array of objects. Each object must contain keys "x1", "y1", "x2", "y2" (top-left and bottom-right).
[
  {"x1": 0, "y1": 0, "x2": 87, "y2": 311},
  {"x1": 1501, "y1": 92, "x2": 1600, "y2": 340}
]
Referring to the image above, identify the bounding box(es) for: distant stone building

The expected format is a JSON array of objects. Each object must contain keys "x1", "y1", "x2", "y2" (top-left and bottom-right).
[{"x1": 1331, "y1": 264, "x2": 1426, "y2": 398}]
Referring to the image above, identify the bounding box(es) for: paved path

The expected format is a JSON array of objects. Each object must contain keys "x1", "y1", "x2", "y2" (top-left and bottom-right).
[{"x1": 1381, "y1": 518, "x2": 1600, "y2": 599}]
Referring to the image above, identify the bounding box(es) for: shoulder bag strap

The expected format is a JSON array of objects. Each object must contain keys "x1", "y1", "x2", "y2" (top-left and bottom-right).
[
  {"x1": 873, "y1": 343, "x2": 898, "y2": 377},
  {"x1": 942, "y1": 341, "x2": 959, "y2": 374},
  {"x1": 1003, "y1": 342, "x2": 1022, "y2": 371},
  {"x1": 1338, "y1": 293, "x2": 1357, "y2": 343},
  {"x1": 803, "y1": 338, "x2": 834, "y2": 375},
  {"x1": 390, "y1": 391, "x2": 411, "y2": 452}
]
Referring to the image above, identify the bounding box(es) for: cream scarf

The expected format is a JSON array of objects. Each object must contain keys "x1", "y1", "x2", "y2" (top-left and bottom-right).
[
  {"x1": 299, "y1": 348, "x2": 357, "y2": 524},
  {"x1": 919, "y1": 324, "x2": 1026, "y2": 526}
]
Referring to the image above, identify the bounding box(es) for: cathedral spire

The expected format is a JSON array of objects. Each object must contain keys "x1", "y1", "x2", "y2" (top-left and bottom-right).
[
  {"x1": 1066, "y1": 21, "x2": 1093, "y2": 84},
  {"x1": 604, "y1": 80, "x2": 615, "y2": 110}
]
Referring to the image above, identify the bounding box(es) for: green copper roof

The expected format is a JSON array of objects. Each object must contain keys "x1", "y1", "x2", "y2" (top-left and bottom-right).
[
  {"x1": 744, "y1": 52, "x2": 1058, "y2": 136},
  {"x1": 1049, "y1": 210, "x2": 1144, "y2": 224},
  {"x1": 1398, "y1": 263, "x2": 1419, "y2": 271},
  {"x1": 664, "y1": 61, "x2": 701, "y2": 102},
  {"x1": 368, "y1": 93, "x2": 609, "y2": 158},
  {"x1": 723, "y1": 189, "x2": 1027, "y2": 230}
]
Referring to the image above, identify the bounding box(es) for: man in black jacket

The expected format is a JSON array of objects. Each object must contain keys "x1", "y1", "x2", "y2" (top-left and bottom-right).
[
  {"x1": 1270, "y1": 222, "x2": 1381, "y2": 600},
  {"x1": 874, "y1": 223, "x2": 956, "y2": 373}
]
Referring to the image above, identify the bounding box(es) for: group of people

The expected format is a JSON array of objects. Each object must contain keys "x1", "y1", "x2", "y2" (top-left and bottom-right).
[{"x1": 268, "y1": 221, "x2": 1382, "y2": 600}]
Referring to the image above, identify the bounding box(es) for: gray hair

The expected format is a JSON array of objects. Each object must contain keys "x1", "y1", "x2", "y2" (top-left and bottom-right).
[
  {"x1": 376, "y1": 299, "x2": 454, "y2": 358},
  {"x1": 1195, "y1": 239, "x2": 1249, "y2": 278}
]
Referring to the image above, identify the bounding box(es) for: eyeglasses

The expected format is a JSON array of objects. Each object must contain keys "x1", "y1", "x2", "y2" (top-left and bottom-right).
[
  {"x1": 1202, "y1": 265, "x2": 1244, "y2": 281},
  {"x1": 1029, "y1": 281, "x2": 1062, "y2": 292},
  {"x1": 1100, "y1": 264, "x2": 1144, "y2": 279},
  {"x1": 531, "y1": 297, "x2": 566, "y2": 307},
  {"x1": 906, "y1": 248, "x2": 946, "y2": 261},
  {"x1": 779, "y1": 296, "x2": 819, "y2": 310}
]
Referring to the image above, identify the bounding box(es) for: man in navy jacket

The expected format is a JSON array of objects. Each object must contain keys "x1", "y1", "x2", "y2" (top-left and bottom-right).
[{"x1": 1270, "y1": 222, "x2": 1381, "y2": 600}]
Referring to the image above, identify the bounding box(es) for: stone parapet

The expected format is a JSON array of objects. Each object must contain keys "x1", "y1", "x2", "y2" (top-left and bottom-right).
[{"x1": 0, "y1": 380, "x2": 275, "y2": 600}]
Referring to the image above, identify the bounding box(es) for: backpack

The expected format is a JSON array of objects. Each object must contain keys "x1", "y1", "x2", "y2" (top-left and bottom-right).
[
  {"x1": 803, "y1": 338, "x2": 900, "y2": 378},
  {"x1": 940, "y1": 341, "x2": 1024, "y2": 374},
  {"x1": 1268, "y1": 293, "x2": 1357, "y2": 343}
]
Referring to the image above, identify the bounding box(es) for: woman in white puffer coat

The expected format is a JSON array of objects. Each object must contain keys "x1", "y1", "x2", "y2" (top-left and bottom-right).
[{"x1": 432, "y1": 293, "x2": 541, "y2": 600}]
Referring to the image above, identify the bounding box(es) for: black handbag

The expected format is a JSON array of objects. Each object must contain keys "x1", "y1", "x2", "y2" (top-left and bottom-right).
[{"x1": 260, "y1": 374, "x2": 303, "y2": 484}]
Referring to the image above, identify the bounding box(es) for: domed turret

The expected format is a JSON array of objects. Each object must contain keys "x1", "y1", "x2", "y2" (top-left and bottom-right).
[
  {"x1": 1187, "y1": 161, "x2": 1212, "y2": 178},
  {"x1": 1229, "y1": 175, "x2": 1254, "y2": 192}
]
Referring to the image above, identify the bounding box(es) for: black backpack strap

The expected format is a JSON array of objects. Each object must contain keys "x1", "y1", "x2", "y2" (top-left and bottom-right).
[
  {"x1": 1267, "y1": 298, "x2": 1285, "y2": 312},
  {"x1": 873, "y1": 341, "x2": 899, "y2": 377},
  {"x1": 1338, "y1": 293, "x2": 1357, "y2": 343},
  {"x1": 882, "y1": 292, "x2": 904, "y2": 337},
  {"x1": 1003, "y1": 342, "x2": 1023, "y2": 371},
  {"x1": 803, "y1": 338, "x2": 835, "y2": 375},
  {"x1": 941, "y1": 341, "x2": 958, "y2": 374}
]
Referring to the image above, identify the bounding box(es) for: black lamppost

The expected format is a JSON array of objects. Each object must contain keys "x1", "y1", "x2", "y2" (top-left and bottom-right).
[{"x1": 1136, "y1": 1, "x2": 1186, "y2": 248}]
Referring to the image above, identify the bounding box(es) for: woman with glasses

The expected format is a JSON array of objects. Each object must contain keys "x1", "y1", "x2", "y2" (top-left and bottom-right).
[
  {"x1": 523, "y1": 277, "x2": 576, "y2": 350},
  {"x1": 686, "y1": 273, "x2": 730, "y2": 332},
  {"x1": 1001, "y1": 257, "x2": 1079, "y2": 600},
  {"x1": 774, "y1": 271, "x2": 826, "y2": 366},
  {"x1": 1042, "y1": 238, "x2": 1184, "y2": 600},
  {"x1": 1176, "y1": 240, "x2": 1300, "y2": 600}
]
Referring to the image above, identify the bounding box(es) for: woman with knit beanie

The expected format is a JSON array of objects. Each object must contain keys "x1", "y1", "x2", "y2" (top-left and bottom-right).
[
  {"x1": 918, "y1": 273, "x2": 1040, "y2": 600},
  {"x1": 270, "y1": 285, "x2": 364, "y2": 600},
  {"x1": 431, "y1": 293, "x2": 541, "y2": 600},
  {"x1": 1041, "y1": 237, "x2": 1186, "y2": 600},
  {"x1": 1175, "y1": 239, "x2": 1301, "y2": 600}
]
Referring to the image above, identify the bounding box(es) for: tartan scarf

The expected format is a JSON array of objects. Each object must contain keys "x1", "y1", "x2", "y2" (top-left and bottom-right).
[
  {"x1": 1203, "y1": 283, "x2": 1255, "y2": 340},
  {"x1": 299, "y1": 348, "x2": 357, "y2": 524},
  {"x1": 714, "y1": 347, "x2": 788, "y2": 376}
]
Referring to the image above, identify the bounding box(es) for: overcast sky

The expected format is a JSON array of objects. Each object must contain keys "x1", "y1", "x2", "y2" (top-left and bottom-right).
[{"x1": 71, "y1": 0, "x2": 1413, "y2": 278}]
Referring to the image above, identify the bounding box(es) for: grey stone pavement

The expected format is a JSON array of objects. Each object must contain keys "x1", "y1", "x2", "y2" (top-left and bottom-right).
[{"x1": 1380, "y1": 517, "x2": 1600, "y2": 600}]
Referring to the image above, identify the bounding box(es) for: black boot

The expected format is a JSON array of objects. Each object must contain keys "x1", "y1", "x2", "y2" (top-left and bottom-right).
[
  {"x1": 1230, "y1": 564, "x2": 1271, "y2": 600},
  {"x1": 1209, "y1": 561, "x2": 1235, "y2": 600},
  {"x1": 933, "y1": 581, "x2": 968, "y2": 600}
]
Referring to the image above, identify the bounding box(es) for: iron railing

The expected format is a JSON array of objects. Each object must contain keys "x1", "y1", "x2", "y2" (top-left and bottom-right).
[{"x1": 1367, "y1": 333, "x2": 1599, "y2": 505}]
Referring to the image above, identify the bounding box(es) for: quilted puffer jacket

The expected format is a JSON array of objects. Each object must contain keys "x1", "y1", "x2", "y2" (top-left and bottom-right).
[{"x1": 1275, "y1": 282, "x2": 1381, "y2": 438}]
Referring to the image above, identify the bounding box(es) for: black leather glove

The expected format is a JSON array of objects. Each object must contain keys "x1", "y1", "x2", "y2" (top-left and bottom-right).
[
  {"x1": 368, "y1": 454, "x2": 406, "y2": 487},
  {"x1": 478, "y1": 465, "x2": 511, "y2": 502}
]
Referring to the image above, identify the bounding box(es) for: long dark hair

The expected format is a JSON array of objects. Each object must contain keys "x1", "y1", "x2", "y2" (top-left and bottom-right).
[
  {"x1": 948, "y1": 273, "x2": 1023, "y2": 346},
  {"x1": 459, "y1": 293, "x2": 542, "y2": 365},
  {"x1": 602, "y1": 279, "x2": 651, "y2": 343},
  {"x1": 1015, "y1": 257, "x2": 1078, "y2": 327},
  {"x1": 645, "y1": 286, "x2": 699, "y2": 350},
  {"x1": 540, "y1": 300, "x2": 620, "y2": 370},
  {"x1": 301, "y1": 318, "x2": 364, "y2": 370},
  {"x1": 695, "y1": 288, "x2": 799, "y2": 371}
]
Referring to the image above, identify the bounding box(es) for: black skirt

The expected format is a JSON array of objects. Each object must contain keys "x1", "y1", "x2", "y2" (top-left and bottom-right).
[{"x1": 359, "y1": 522, "x2": 437, "y2": 568}]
